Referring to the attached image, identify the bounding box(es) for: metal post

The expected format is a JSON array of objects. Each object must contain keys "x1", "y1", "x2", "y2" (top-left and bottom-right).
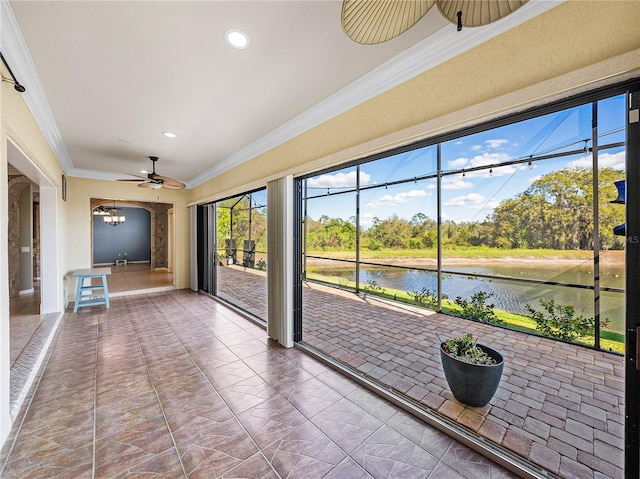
[
  {"x1": 356, "y1": 165, "x2": 361, "y2": 293},
  {"x1": 209, "y1": 203, "x2": 217, "y2": 295},
  {"x1": 437, "y1": 144, "x2": 442, "y2": 312},
  {"x1": 625, "y1": 83, "x2": 640, "y2": 479},
  {"x1": 592, "y1": 101, "x2": 601, "y2": 351},
  {"x1": 303, "y1": 180, "x2": 308, "y2": 280},
  {"x1": 293, "y1": 180, "x2": 304, "y2": 342}
]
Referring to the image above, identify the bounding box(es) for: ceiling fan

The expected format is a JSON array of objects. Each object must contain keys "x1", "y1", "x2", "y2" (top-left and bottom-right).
[
  {"x1": 117, "y1": 156, "x2": 185, "y2": 190},
  {"x1": 341, "y1": 0, "x2": 528, "y2": 44}
]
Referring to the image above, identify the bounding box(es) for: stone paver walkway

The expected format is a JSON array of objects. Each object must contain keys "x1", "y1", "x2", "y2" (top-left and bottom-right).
[{"x1": 217, "y1": 265, "x2": 625, "y2": 479}]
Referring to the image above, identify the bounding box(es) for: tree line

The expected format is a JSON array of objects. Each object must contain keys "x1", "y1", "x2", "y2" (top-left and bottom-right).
[{"x1": 306, "y1": 167, "x2": 626, "y2": 251}]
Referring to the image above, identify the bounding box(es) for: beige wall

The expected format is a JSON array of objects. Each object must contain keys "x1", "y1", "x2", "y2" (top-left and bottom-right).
[
  {"x1": 66, "y1": 177, "x2": 190, "y2": 295},
  {"x1": 189, "y1": 0, "x2": 640, "y2": 205}
]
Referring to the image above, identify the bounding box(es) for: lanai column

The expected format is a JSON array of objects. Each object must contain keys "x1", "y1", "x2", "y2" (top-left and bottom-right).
[{"x1": 266, "y1": 176, "x2": 294, "y2": 347}]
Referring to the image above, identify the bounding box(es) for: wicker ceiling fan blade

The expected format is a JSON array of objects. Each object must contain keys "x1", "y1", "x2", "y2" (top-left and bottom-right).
[
  {"x1": 437, "y1": 0, "x2": 528, "y2": 28},
  {"x1": 153, "y1": 175, "x2": 186, "y2": 189},
  {"x1": 342, "y1": 0, "x2": 435, "y2": 45}
]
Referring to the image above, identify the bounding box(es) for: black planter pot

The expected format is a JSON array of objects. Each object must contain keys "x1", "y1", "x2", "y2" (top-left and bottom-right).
[{"x1": 440, "y1": 343, "x2": 504, "y2": 407}]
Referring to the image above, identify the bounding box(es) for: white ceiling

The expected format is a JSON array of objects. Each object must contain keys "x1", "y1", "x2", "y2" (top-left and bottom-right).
[{"x1": 3, "y1": 1, "x2": 560, "y2": 189}]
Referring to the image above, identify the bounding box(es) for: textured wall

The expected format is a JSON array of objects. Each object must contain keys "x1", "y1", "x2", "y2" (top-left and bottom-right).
[{"x1": 7, "y1": 176, "x2": 32, "y2": 297}]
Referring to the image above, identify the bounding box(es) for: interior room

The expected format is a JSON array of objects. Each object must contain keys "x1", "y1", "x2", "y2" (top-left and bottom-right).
[{"x1": 0, "y1": 1, "x2": 638, "y2": 478}]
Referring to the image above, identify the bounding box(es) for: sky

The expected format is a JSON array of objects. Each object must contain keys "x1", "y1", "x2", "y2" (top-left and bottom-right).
[{"x1": 305, "y1": 94, "x2": 626, "y2": 227}]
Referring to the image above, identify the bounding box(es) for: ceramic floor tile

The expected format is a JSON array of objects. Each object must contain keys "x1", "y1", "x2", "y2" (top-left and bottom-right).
[
  {"x1": 385, "y1": 410, "x2": 455, "y2": 459},
  {"x1": 236, "y1": 395, "x2": 308, "y2": 449},
  {"x1": 261, "y1": 421, "x2": 347, "y2": 478},
  {"x1": 351, "y1": 425, "x2": 440, "y2": 478},
  {"x1": 310, "y1": 397, "x2": 384, "y2": 454},
  {"x1": 286, "y1": 377, "x2": 345, "y2": 417},
  {"x1": 325, "y1": 457, "x2": 375, "y2": 479},
  {"x1": 218, "y1": 452, "x2": 279, "y2": 479},
  {"x1": 218, "y1": 375, "x2": 280, "y2": 414},
  {"x1": 440, "y1": 442, "x2": 520, "y2": 479}
]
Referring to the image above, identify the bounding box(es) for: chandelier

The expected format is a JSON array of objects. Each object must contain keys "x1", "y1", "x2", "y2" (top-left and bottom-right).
[{"x1": 93, "y1": 202, "x2": 126, "y2": 226}]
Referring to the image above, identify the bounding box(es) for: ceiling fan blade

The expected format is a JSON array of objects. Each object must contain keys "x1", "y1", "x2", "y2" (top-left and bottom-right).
[
  {"x1": 342, "y1": 0, "x2": 435, "y2": 44},
  {"x1": 153, "y1": 175, "x2": 186, "y2": 189},
  {"x1": 138, "y1": 181, "x2": 162, "y2": 190}
]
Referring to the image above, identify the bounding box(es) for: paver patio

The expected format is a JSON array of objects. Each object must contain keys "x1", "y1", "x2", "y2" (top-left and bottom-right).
[{"x1": 217, "y1": 265, "x2": 625, "y2": 479}]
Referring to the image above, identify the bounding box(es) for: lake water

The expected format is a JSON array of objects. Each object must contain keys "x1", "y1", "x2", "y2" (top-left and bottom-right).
[{"x1": 310, "y1": 260, "x2": 625, "y2": 335}]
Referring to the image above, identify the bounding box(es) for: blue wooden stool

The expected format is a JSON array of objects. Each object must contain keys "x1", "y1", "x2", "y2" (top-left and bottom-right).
[{"x1": 73, "y1": 268, "x2": 111, "y2": 312}]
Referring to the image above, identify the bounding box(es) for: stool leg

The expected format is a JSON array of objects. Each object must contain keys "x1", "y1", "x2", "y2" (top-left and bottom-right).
[
  {"x1": 102, "y1": 274, "x2": 110, "y2": 308},
  {"x1": 73, "y1": 276, "x2": 84, "y2": 313}
]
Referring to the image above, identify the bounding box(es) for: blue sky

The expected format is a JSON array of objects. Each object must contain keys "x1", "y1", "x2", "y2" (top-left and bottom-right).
[{"x1": 306, "y1": 94, "x2": 626, "y2": 227}]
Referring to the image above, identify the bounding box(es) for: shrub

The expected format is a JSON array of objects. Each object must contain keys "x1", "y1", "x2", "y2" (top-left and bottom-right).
[
  {"x1": 410, "y1": 287, "x2": 446, "y2": 309},
  {"x1": 525, "y1": 299, "x2": 604, "y2": 341},
  {"x1": 366, "y1": 239, "x2": 383, "y2": 251},
  {"x1": 454, "y1": 291, "x2": 502, "y2": 324},
  {"x1": 363, "y1": 280, "x2": 385, "y2": 295}
]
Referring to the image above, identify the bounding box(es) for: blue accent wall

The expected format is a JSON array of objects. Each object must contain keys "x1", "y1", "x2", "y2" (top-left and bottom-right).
[{"x1": 93, "y1": 207, "x2": 151, "y2": 264}]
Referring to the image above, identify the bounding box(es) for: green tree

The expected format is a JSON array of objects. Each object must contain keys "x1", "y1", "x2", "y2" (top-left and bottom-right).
[
  {"x1": 366, "y1": 215, "x2": 413, "y2": 249},
  {"x1": 491, "y1": 167, "x2": 624, "y2": 250},
  {"x1": 307, "y1": 216, "x2": 356, "y2": 250}
]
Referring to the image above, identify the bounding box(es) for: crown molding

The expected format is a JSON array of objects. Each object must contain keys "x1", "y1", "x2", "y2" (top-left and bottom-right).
[
  {"x1": 1, "y1": 0, "x2": 74, "y2": 174},
  {"x1": 187, "y1": 0, "x2": 563, "y2": 188},
  {"x1": 1, "y1": 0, "x2": 563, "y2": 187},
  {"x1": 68, "y1": 167, "x2": 124, "y2": 182}
]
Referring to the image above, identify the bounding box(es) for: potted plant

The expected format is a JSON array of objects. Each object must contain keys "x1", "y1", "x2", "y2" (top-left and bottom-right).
[{"x1": 440, "y1": 333, "x2": 504, "y2": 407}]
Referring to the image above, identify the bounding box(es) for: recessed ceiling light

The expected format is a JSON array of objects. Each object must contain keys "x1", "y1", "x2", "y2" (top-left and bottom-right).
[
  {"x1": 140, "y1": 170, "x2": 148, "y2": 174},
  {"x1": 225, "y1": 29, "x2": 250, "y2": 49},
  {"x1": 163, "y1": 131, "x2": 177, "y2": 138}
]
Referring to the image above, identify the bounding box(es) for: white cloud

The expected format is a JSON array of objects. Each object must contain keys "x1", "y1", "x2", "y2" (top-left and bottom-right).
[
  {"x1": 444, "y1": 192, "x2": 486, "y2": 207},
  {"x1": 441, "y1": 177, "x2": 472, "y2": 190},
  {"x1": 444, "y1": 193, "x2": 499, "y2": 211},
  {"x1": 471, "y1": 144, "x2": 483, "y2": 151},
  {"x1": 365, "y1": 189, "x2": 429, "y2": 207},
  {"x1": 448, "y1": 153, "x2": 516, "y2": 178},
  {"x1": 485, "y1": 139, "x2": 508, "y2": 149},
  {"x1": 448, "y1": 157, "x2": 468, "y2": 169},
  {"x1": 567, "y1": 151, "x2": 625, "y2": 170},
  {"x1": 307, "y1": 170, "x2": 371, "y2": 188},
  {"x1": 469, "y1": 152, "x2": 511, "y2": 167}
]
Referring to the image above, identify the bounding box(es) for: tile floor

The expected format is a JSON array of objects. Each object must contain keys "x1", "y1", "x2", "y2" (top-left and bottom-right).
[
  {"x1": 1, "y1": 288, "x2": 519, "y2": 478},
  {"x1": 9, "y1": 283, "x2": 43, "y2": 366},
  {"x1": 104, "y1": 262, "x2": 175, "y2": 295}
]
